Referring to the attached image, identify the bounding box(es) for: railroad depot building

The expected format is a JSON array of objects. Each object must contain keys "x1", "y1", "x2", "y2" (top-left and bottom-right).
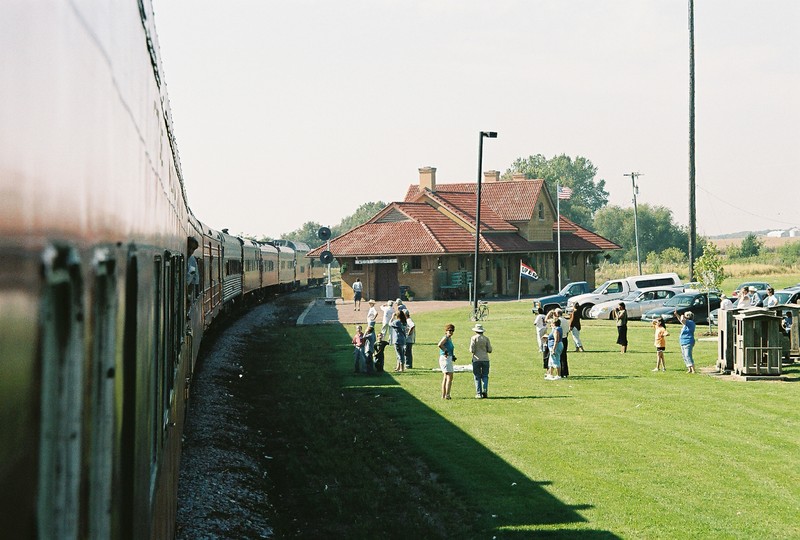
[{"x1": 309, "y1": 167, "x2": 620, "y2": 302}]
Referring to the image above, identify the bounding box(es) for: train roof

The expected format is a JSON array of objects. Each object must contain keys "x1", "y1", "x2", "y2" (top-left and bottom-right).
[{"x1": 273, "y1": 239, "x2": 311, "y2": 252}]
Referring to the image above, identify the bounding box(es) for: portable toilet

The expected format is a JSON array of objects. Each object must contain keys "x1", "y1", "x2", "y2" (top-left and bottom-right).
[
  {"x1": 717, "y1": 307, "x2": 743, "y2": 373},
  {"x1": 733, "y1": 308, "x2": 783, "y2": 376}
]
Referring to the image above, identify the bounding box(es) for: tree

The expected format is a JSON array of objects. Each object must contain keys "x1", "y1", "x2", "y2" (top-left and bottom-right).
[
  {"x1": 593, "y1": 204, "x2": 689, "y2": 263},
  {"x1": 282, "y1": 221, "x2": 325, "y2": 248},
  {"x1": 738, "y1": 233, "x2": 763, "y2": 258},
  {"x1": 503, "y1": 154, "x2": 609, "y2": 228},
  {"x1": 694, "y1": 242, "x2": 726, "y2": 291},
  {"x1": 333, "y1": 201, "x2": 387, "y2": 237},
  {"x1": 694, "y1": 242, "x2": 726, "y2": 330}
]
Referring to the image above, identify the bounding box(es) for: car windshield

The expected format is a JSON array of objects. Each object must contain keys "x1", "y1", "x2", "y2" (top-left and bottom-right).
[
  {"x1": 592, "y1": 281, "x2": 611, "y2": 294},
  {"x1": 560, "y1": 283, "x2": 580, "y2": 295},
  {"x1": 663, "y1": 294, "x2": 696, "y2": 307}
]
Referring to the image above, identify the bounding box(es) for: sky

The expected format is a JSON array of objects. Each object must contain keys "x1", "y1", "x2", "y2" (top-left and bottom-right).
[{"x1": 153, "y1": 0, "x2": 799, "y2": 239}]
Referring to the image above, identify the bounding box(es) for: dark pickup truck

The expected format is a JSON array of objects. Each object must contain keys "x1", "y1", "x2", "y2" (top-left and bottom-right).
[{"x1": 532, "y1": 281, "x2": 591, "y2": 313}]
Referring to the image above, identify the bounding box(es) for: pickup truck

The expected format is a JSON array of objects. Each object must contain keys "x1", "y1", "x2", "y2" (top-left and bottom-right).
[
  {"x1": 566, "y1": 272, "x2": 682, "y2": 318},
  {"x1": 532, "y1": 281, "x2": 591, "y2": 313}
]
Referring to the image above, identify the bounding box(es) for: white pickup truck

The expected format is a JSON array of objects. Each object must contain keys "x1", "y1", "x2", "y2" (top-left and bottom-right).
[{"x1": 566, "y1": 272, "x2": 682, "y2": 319}]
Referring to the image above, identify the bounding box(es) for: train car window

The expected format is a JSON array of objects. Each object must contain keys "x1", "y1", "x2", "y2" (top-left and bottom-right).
[
  {"x1": 88, "y1": 256, "x2": 117, "y2": 539},
  {"x1": 38, "y1": 246, "x2": 84, "y2": 539},
  {"x1": 161, "y1": 255, "x2": 175, "y2": 440},
  {"x1": 152, "y1": 256, "x2": 163, "y2": 467},
  {"x1": 120, "y1": 254, "x2": 138, "y2": 537}
]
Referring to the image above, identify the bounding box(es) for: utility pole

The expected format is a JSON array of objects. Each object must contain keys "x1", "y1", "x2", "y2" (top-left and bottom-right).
[
  {"x1": 688, "y1": 0, "x2": 697, "y2": 281},
  {"x1": 624, "y1": 172, "x2": 644, "y2": 275}
]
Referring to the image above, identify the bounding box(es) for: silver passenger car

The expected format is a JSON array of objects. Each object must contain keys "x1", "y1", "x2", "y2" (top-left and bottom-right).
[{"x1": 589, "y1": 286, "x2": 684, "y2": 320}]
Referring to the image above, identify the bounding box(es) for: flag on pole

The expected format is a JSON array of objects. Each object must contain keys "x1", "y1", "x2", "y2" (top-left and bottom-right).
[
  {"x1": 557, "y1": 186, "x2": 573, "y2": 200},
  {"x1": 520, "y1": 261, "x2": 539, "y2": 280}
]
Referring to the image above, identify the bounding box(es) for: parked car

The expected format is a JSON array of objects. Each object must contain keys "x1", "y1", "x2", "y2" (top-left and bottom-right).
[
  {"x1": 532, "y1": 281, "x2": 591, "y2": 313},
  {"x1": 588, "y1": 286, "x2": 683, "y2": 320},
  {"x1": 641, "y1": 291, "x2": 721, "y2": 324}
]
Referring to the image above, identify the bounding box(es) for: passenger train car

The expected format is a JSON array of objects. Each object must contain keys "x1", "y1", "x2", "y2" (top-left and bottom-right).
[{"x1": 0, "y1": 2, "x2": 322, "y2": 538}]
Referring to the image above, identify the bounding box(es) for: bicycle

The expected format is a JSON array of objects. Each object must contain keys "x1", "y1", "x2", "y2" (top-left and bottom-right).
[{"x1": 470, "y1": 301, "x2": 489, "y2": 322}]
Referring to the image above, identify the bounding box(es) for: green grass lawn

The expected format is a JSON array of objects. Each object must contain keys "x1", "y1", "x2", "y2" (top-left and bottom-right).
[
  {"x1": 361, "y1": 301, "x2": 800, "y2": 537},
  {"x1": 256, "y1": 297, "x2": 800, "y2": 538}
]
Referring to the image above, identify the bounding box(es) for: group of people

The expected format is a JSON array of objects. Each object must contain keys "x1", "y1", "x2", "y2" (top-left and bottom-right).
[
  {"x1": 436, "y1": 322, "x2": 493, "y2": 400},
  {"x1": 534, "y1": 305, "x2": 584, "y2": 380},
  {"x1": 352, "y1": 297, "x2": 415, "y2": 374},
  {"x1": 350, "y1": 291, "x2": 707, "y2": 397}
]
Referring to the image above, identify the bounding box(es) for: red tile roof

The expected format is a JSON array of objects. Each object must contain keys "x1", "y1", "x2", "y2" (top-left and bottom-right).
[
  {"x1": 307, "y1": 182, "x2": 620, "y2": 258},
  {"x1": 405, "y1": 179, "x2": 546, "y2": 222}
]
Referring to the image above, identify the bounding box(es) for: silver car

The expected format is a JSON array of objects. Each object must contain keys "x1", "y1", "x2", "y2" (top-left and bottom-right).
[{"x1": 589, "y1": 286, "x2": 683, "y2": 320}]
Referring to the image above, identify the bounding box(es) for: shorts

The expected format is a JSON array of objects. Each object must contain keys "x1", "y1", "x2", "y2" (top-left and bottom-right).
[
  {"x1": 656, "y1": 347, "x2": 665, "y2": 352},
  {"x1": 439, "y1": 354, "x2": 454, "y2": 373},
  {"x1": 354, "y1": 291, "x2": 362, "y2": 301}
]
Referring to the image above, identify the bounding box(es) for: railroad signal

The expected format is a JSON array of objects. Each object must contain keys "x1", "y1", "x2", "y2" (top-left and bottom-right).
[
  {"x1": 320, "y1": 250, "x2": 333, "y2": 264},
  {"x1": 318, "y1": 227, "x2": 331, "y2": 241}
]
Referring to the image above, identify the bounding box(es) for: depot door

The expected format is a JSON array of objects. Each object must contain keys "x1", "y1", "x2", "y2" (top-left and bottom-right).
[{"x1": 375, "y1": 264, "x2": 399, "y2": 301}]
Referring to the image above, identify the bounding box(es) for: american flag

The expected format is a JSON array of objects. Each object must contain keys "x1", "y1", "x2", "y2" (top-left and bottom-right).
[{"x1": 558, "y1": 186, "x2": 573, "y2": 200}]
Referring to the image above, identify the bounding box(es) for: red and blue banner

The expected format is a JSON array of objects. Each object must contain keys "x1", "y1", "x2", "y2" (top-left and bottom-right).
[{"x1": 520, "y1": 261, "x2": 539, "y2": 280}]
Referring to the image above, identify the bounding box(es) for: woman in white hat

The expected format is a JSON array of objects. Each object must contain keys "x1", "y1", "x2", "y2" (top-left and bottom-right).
[{"x1": 469, "y1": 323, "x2": 492, "y2": 398}]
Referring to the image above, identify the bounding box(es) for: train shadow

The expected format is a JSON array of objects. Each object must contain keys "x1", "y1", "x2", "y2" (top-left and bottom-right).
[{"x1": 338, "y1": 350, "x2": 616, "y2": 536}]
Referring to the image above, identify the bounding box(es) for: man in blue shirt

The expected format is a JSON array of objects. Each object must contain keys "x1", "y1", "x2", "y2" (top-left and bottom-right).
[{"x1": 676, "y1": 310, "x2": 696, "y2": 373}]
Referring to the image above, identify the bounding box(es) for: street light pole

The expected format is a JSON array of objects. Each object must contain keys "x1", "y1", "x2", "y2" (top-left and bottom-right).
[
  {"x1": 473, "y1": 131, "x2": 497, "y2": 318},
  {"x1": 624, "y1": 172, "x2": 644, "y2": 275}
]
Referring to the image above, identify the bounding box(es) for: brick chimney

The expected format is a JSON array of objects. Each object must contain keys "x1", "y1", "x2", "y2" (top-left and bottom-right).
[
  {"x1": 419, "y1": 166, "x2": 437, "y2": 191},
  {"x1": 483, "y1": 170, "x2": 500, "y2": 183},
  {"x1": 512, "y1": 173, "x2": 527, "y2": 182}
]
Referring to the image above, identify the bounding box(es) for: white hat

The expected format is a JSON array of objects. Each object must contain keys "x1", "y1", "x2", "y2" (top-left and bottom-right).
[
  {"x1": 387, "y1": 300, "x2": 393, "y2": 305},
  {"x1": 472, "y1": 323, "x2": 485, "y2": 333},
  {"x1": 395, "y1": 298, "x2": 403, "y2": 304},
  {"x1": 368, "y1": 299, "x2": 375, "y2": 304},
  {"x1": 748, "y1": 286, "x2": 757, "y2": 292}
]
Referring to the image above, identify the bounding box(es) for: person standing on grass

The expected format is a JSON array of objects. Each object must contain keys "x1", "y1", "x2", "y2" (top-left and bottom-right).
[
  {"x1": 469, "y1": 323, "x2": 492, "y2": 398},
  {"x1": 391, "y1": 311, "x2": 407, "y2": 372},
  {"x1": 652, "y1": 319, "x2": 670, "y2": 372},
  {"x1": 363, "y1": 326, "x2": 376, "y2": 374},
  {"x1": 569, "y1": 303, "x2": 585, "y2": 352},
  {"x1": 676, "y1": 310, "x2": 697, "y2": 373},
  {"x1": 366, "y1": 299, "x2": 378, "y2": 329},
  {"x1": 533, "y1": 307, "x2": 547, "y2": 353},
  {"x1": 557, "y1": 309, "x2": 570, "y2": 377},
  {"x1": 546, "y1": 318, "x2": 563, "y2": 380},
  {"x1": 438, "y1": 324, "x2": 456, "y2": 399},
  {"x1": 352, "y1": 325, "x2": 366, "y2": 373},
  {"x1": 614, "y1": 302, "x2": 628, "y2": 353},
  {"x1": 374, "y1": 332, "x2": 389, "y2": 373},
  {"x1": 404, "y1": 315, "x2": 416, "y2": 369},
  {"x1": 380, "y1": 300, "x2": 393, "y2": 337},
  {"x1": 352, "y1": 278, "x2": 363, "y2": 311}
]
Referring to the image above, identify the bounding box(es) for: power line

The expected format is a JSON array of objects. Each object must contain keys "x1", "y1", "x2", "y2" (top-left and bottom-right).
[{"x1": 697, "y1": 184, "x2": 800, "y2": 229}]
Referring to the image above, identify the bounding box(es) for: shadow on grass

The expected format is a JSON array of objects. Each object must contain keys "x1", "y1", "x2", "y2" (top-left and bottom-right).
[
  {"x1": 565, "y1": 375, "x2": 638, "y2": 380},
  {"x1": 348, "y1": 375, "x2": 617, "y2": 537}
]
